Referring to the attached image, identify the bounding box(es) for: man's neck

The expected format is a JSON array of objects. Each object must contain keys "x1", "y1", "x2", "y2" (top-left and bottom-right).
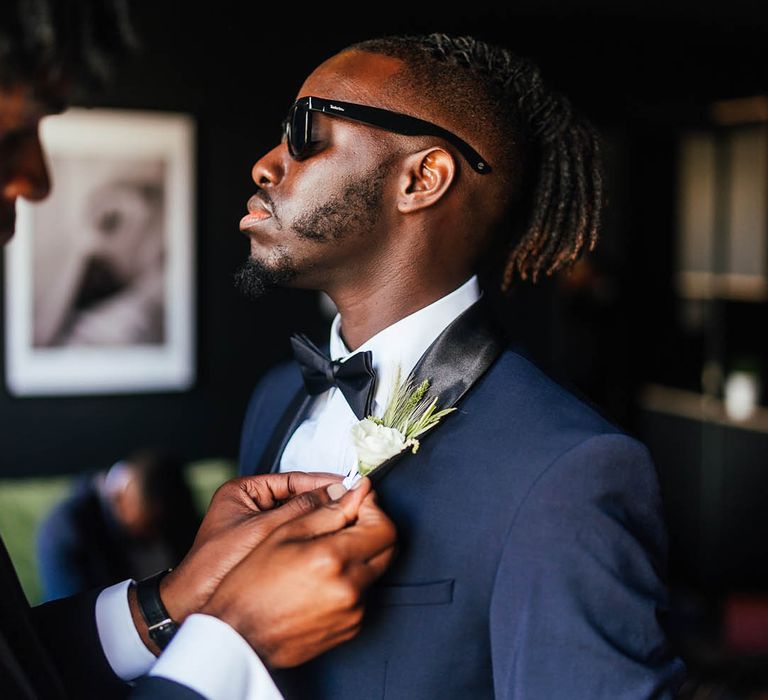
[{"x1": 331, "y1": 274, "x2": 475, "y2": 351}]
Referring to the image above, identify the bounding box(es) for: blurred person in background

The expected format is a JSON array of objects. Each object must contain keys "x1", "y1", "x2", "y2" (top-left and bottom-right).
[{"x1": 37, "y1": 451, "x2": 200, "y2": 601}]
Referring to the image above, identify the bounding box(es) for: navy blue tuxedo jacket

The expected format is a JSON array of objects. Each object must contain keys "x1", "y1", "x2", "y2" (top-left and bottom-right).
[{"x1": 240, "y1": 339, "x2": 687, "y2": 698}]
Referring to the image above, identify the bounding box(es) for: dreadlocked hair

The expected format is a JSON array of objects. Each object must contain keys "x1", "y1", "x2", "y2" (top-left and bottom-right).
[
  {"x1": 0, "y1": 0, "x2": 142, "y2": 100},
  {"x1": 346, "y1": 34, "x2": 603, "y2": 291}
]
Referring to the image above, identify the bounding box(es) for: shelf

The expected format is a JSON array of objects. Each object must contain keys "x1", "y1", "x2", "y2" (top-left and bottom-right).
[
  {"x1": 677, "y1": 272, "x2": 768, "y2": 302},
  {"x1": 640, "y1": 384, "x2": 768, "y2": 435}
]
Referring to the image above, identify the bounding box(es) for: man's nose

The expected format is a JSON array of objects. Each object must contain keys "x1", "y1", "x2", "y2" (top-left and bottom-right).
[
  {"x1": 251, "y1": 143, "x2": 286, "y2": 188},
  {"x1": 1, "y1": 130, "x2": 52, "y2": 203}
]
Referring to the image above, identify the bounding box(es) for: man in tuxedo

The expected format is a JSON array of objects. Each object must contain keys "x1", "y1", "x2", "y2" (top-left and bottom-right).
[
  {"x1": 238, "y1": 33, "x2": 688, "y2": 698},
  {"x1": 0, "y1": 3, "x2": 396, "y2": 698}
]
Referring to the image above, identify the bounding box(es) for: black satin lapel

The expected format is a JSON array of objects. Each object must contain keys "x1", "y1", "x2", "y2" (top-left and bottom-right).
[
  {"x1": 368, "y1": 294, "x2": 505, "y2": 485},
  {"x1": 408, "y1": 293, "x2": 506, "y2": 406},
  {"x1": 257, "y1": 388, "x2": 314, "y2": 474}
]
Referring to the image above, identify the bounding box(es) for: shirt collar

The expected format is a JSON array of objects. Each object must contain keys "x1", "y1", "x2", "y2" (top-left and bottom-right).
[{"x1": 329, "y1": 274, "x2": 482, "y2": 416}]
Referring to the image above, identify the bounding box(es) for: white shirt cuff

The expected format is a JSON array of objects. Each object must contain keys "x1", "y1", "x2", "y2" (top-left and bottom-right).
[
  {"x1": 149, "y1": 613, "x2": 284, "y2": 700},
  {"x1": 95, "y1": 579, "x2": 157, "y2": 681}
]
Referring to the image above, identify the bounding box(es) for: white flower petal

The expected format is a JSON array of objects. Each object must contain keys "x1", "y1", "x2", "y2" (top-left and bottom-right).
[{"x1": 351, "y1": 419, "x2": 407, "y2": 469}]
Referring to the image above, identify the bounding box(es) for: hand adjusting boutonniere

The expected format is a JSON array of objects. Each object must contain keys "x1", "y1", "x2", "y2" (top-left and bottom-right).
[{"x1": 343, "y1": 364, "x2": 456, "y2": 488}]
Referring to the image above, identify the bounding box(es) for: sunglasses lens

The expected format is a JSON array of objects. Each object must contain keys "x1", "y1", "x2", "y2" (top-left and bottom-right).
[{"x1": 286, "y1": 102, "x2": 310, "y2": 159}]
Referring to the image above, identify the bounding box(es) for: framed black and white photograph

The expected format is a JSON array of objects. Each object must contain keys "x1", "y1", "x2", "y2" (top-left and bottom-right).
[{"x1": 4, "y1": 108, "x2": 196, "y2": 395}]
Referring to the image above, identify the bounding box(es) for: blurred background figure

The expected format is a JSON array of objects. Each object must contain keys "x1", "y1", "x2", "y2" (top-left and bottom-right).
[{"x1": 36, "y1": 450, "x2": 200, "y2": 601}]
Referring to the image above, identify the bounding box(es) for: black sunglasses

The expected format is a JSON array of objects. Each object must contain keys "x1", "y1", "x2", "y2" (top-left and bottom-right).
[{"x1": 282, "y1": 95, "x2": 491, "y2": 174}]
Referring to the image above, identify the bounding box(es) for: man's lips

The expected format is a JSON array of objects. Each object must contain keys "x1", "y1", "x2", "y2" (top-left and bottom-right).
[{"x1": 240, "y1": 194, "x2": 273, "y2": 230}]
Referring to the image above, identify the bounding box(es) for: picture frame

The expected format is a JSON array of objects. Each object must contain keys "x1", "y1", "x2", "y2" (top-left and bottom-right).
[{"x1": 4, "y1": 108, "x2": 196, "y2": 396}]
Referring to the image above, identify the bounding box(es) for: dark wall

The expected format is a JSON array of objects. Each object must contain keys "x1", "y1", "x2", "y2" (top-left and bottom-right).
[{"x1": 1, "y1": 3, "x2": 767, "y2": 485}]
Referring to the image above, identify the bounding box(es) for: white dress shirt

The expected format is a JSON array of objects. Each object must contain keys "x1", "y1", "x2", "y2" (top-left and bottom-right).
[
  {"x1": 93, "y1": 273, "x2": 481, "y2": 700},
  {"x1": 280, "y1": 274, "x2": 482, "y2": 476}
]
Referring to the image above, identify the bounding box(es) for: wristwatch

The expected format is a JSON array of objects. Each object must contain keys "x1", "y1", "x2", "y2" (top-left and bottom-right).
[{"x1": 135, "y1": 568, "x2": 179, "y2": 651}]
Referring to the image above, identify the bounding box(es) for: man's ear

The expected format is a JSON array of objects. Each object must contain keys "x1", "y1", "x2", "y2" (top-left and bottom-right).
[{"x1": 396, "y1": 148, "x2": 456, "y2": 214}]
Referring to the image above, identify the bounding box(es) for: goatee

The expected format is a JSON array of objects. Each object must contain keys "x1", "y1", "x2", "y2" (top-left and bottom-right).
[{"x1": 233, "y1": 255, "x2": 298, "y2": 300}]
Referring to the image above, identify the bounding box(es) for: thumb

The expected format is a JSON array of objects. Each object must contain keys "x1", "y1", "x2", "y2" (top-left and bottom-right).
[{"x1": 274, "y1": 478, "x2": 373, "y2": 542}]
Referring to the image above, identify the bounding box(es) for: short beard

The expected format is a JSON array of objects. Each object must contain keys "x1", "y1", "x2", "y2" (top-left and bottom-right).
[
  {"x1": 233, "y1": 251, "x2": 298, "y2": 300},
  {"x1": 291, "y1": 157, "x2": 393, "y2": 242},
  {"x1": 235, "y1": 156, "x2": 395, "y2": 300}
]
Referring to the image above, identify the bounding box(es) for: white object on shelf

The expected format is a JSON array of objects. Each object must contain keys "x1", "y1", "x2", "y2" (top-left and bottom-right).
[
  {"x1": 641, "y1": 383, "x2": 768, "y2": 434},
  {"x1": 724, "y1": 371, "x2": 759, "y2": 422}
]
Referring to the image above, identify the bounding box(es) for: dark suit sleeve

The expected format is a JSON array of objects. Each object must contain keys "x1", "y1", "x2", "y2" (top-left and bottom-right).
[
  {"x1": 32, "y1": 592, "x2": 209, "y2": 700},
  {"x1": 31, "y1": 587, "x2": 132, "y2": 699},
  {"x1": 489, "y1": 433, "x2": 687, "y2": 699},
  {"x1": 128, "y1": 676, "x2": 206, "y2": 699}
]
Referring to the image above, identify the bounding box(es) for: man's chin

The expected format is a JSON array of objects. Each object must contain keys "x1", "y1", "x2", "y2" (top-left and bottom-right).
[{"x1": 233, "y1": 257, "x2": 298, "y2": 301}]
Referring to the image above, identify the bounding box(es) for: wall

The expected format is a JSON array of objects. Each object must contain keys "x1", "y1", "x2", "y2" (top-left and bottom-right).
[{"x1": 1, "y1": 6, "x2": 768, "y2": 594}]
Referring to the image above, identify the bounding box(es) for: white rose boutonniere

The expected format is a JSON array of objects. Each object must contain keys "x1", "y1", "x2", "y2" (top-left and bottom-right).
[
  {"x1": 351, "y1": 420, "x2": 412, "y2": 473},
  {"x1": 344, "y1": 364, "x2": 456, "y2": 487}
]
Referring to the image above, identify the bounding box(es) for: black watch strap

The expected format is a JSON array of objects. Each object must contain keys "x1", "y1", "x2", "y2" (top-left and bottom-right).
[{"x1": 135, "y1": 568, "x2": 178, "y2": 651}]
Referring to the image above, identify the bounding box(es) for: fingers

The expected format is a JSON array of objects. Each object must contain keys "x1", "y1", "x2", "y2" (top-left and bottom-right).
[
  {"x1": 365, "y1": 545, "x2": 396, "y2": 578},
  {"x1": 309, "y1": 489, "x2": 397, "y2": 587},
  {"x1": 285, "y1": 471, "x2": 343, "y2": 497},
  {"x1": 325, "y1": 491, "x2": 397, "y2": 561},
  {"x1": 236, "y1": 471, "x2": 343, "y2": 509},
  {"x1": 343, "y1": 520, "x2": 396, "y2": 562},
  {"x1": 271, "y1": 621, "x2": 363, "y2": 668},
  {"x1": 257, "y1": 485, "x2": 333, "y2": 531},
  {"x1": 275, "y1": 479, "x2": 373, "y2": 542},
  {"x1": 279, "y1": 484, "x2": 397, "y2": 587},
  {"x1": 346, "y1": 544, "x2": 396, "y2": 590}
]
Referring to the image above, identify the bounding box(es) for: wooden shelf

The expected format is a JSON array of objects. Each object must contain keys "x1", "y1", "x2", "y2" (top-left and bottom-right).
[
  {"x1": 677, "y1": 272, "x2": 768, "y2": 302},
  {"x1": 640, "y1": 383, "x2": 768, "y2": 434}
]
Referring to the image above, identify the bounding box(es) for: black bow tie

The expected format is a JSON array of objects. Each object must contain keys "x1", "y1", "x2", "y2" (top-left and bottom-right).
[{"x1": 290, "y1": 332, "x2": 376, "y2": 420}]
